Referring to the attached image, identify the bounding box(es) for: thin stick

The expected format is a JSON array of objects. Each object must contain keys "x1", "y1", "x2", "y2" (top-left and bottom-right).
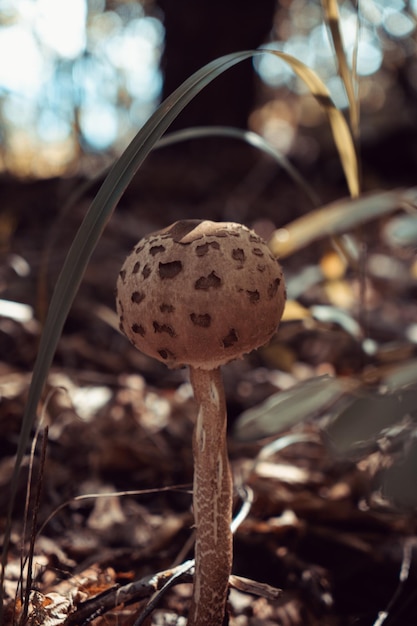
[
  {"x1": 188, "y1": 366, "x2": 233, "y2": 626},
  {"x1": 62, "y1": 568, "x2": 281, "y2": 625},
  {"x1": 20, "y1": 427, "x2": 48, "y2": 626}
]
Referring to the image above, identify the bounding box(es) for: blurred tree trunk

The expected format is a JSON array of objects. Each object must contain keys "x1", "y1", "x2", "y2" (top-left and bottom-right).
[{"x1": 157, "y1": 0, "x2": 276, "y2": 129}]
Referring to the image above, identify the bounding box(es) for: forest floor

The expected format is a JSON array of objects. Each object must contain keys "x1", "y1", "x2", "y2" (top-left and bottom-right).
[{"x1": 1, "y1": 143, "x2": 417, "y2": 625}]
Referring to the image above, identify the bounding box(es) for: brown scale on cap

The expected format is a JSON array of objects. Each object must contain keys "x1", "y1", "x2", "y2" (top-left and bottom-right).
[{"x1": 116, "y1": 219, "x2": 286, "y2": 371}]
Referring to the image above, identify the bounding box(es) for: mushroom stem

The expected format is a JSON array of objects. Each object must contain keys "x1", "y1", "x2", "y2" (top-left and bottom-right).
[{"x1": 188, "y1": 366, "x2": 233, "y2": 626}]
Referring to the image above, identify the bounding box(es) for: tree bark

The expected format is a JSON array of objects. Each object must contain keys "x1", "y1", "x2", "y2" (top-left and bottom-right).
[{"x1": 157, "y1": 0, "x2": 276, "y2": 129}]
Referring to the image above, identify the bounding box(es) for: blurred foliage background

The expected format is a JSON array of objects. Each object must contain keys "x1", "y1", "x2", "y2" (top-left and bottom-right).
[
  {"x1": 0, "y1": 0, "x2": 164, "y2": 176},
  {"x1": 1, "y1": 0, "x2": 417, "y2": 179}
]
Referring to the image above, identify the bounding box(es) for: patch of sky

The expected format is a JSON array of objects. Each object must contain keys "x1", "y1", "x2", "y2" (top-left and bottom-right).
[
  {"x1": 115, "y1": 0, "x2": 144, "y2": 22},
  {"x1": 359, "y1": 0, "x2": 384, "y2": 27},
  {"x1": 354, "y1": 38, "x2": 384, "y2": 76},
  {"x1": 33, "y1": 0, "x2": 87, "y2": 59},
  {"x1": 79, "y1": 100, "x2": 119, "y2": 150},
  {"x1": 373, "y1": 0, "x2": 405, "y2": 10},
  {"x1": 383, "y1": 8, "x2": 416, "y2": 39},
  {"x1": 0, "y1": 24, "x2": 48, "y2": 97},
  {"x1": 86, "y1": 0, "x2": 106, "y2": 15},
  {"x1": 0, "y1": 0, "x2": 17, "y2": 20},
  {"x1": 129, "y1": 99, "x2": 156, "y2": 129},
  {"x1": 326, "y1": 75, "x2": 349, "y2": 109},
  {"x1": 37, "y1": 109, "x2": 72, "y2": 143},
  {"x1": 255, "y1": 1, "x2": 390, "y2": 90},
  {"x1": 123, "y1": 18, "x2": 164, "y2": 101},
  {"x1": 254, "y1": 43, "x2": 293, "y2": 88},
  {"x1": 2, "y1": 94, "x2": 35, "y2": 127},
  {"x1": 72, "y1": 55, "x2": 119, "y2": 105},
  {"x1": 88, "y1": 10, "x2": 123, "y2": 52},
  {"x1": 360, "y1": 0, "x2": 415, "y2": 39}
]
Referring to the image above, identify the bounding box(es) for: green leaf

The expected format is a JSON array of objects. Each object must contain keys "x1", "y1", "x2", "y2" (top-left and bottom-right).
[
  {"x1": 382, "y1": 439, "x2": 417, "y2": 509},
  {"x1": 326, "y1": 387, "x2": 417, "y2": 454},
  {"x1": 233, "y1": 375, "x2": 359, "y2": 442},
  {"x1": 382, "y1": 359, "x2": 417, "y2": 392}
]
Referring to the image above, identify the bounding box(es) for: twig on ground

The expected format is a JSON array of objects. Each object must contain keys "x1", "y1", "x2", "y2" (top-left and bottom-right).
[{"x1": 64, "y1": 484, "x2": 264, "y2": 625}]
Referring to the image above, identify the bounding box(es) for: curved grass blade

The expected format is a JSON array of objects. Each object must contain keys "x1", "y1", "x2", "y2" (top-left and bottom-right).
[
  {"x1": 158, "y1": 126, "x2": 320, "y2": 206},
  {"x1": 1, "y1": 48, "x2": 358, "y2": 608},
  {"x1": 322, "y1": 0, "x2": 359, "y2": 135},
  {"x1": 266, "y1": 49, "x2": 359, "y2": 198},
  {"x1": 269, "y1": 187, "x2": 417, "y2": 258}
]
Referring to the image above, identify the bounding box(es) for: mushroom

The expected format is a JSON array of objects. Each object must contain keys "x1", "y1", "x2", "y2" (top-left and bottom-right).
[{"x1": 116, "y1": 219, "x2": 286, "y2": 626}]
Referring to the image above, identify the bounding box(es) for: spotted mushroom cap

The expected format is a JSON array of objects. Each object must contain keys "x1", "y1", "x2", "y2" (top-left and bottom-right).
[{"x1": 116, "y1": 219, "x2": 286, "y2": 370}]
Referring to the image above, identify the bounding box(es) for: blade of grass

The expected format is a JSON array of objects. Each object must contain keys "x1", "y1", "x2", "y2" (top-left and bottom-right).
[
  {"x1": 266, "y1": 49, "x2": 359, "y2": 198},
  {"x1": 269, "y1": 188, "x2": 417, "y2": 258},
  {"x1": 1, "y1": 48, "x2": 358, "y2": 612},
  {"x1": 322, "y1": 0, "x2": 359, "y2": 136},
  {"x1": 158, "y1": 126, "x2": 320, "y2": 207}
]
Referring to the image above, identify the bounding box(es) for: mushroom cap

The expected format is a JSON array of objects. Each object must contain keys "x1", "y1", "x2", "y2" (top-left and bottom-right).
[{"x1": 116, "y1": 220, "x2": 286, "y2": 370}]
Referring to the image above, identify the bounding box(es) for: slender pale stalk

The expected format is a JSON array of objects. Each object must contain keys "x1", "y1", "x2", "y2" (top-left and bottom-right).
[{"x1": 188, "y1": 366, "x2": 233, "y2": 626}]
